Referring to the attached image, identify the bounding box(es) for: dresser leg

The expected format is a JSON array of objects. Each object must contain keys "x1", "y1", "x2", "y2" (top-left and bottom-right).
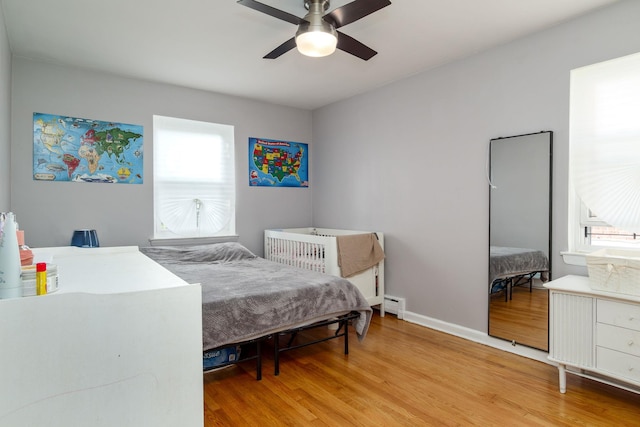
[{"x1": 558, "y1": 364, "x2": 567, "y2": 393}]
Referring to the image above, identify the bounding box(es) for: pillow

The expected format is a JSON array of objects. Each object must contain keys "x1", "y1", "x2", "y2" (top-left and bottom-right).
[{"x1": 141, "y1": 242, "x2": 257, "y2": 263}]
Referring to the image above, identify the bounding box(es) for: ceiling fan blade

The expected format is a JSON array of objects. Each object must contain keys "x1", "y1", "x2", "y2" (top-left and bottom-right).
[
  {"x1": 237, "y1": 0, "x2": 303, "y2": 25},
  {"x1": 336, "y1": 31, "x2": 377, "y2": 61},
  {"x1": 324, "y1": 0, "x2": 391, "y2": 29},
  {"x1": 264, "y1": 37, "x2": 297, "y2": 59}
]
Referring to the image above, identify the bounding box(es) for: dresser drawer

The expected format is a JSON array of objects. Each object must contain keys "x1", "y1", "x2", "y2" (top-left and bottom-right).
[
  {"x1": 596, "y1": 323, "x2": 640, "y2": 357},
  {"x1": 597, "y1": 299, "x2": 640, "y2": 332},
  {"x1": 597, "y1": 346, "x2": 640, "y2": 384}
]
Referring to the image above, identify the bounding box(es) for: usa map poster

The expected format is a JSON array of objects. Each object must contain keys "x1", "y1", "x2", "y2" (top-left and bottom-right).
[
  {"x1": 249, "y1": 137, "x2": 309, "y2": 187},
  {"x1": 33, "y1": 112, "x2": 144, "y2": 184}
]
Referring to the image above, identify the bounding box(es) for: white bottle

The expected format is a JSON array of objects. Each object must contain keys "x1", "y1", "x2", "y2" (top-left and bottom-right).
[{"x1": 0, "y1": 212, "x2": 23, "y2": 299}]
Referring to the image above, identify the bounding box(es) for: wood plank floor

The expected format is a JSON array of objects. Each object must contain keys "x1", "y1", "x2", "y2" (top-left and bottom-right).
[
  {"x1": 489, "y1": 285, "x2": 549, "y2": 351},
  {"x1": 203, "y1": 313, "x2": 640, "y2": 426}
]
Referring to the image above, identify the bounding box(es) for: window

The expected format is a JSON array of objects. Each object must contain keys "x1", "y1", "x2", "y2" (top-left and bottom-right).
[
  {"x1": 578, "y1": 204, "x2": 640, "y2": 249},
  {"x1": 153, "y1": 115, "x2": 235, "y2": 240},
  {"x1": 569, "y1": 51, "x2": 640, "y2": 252}
]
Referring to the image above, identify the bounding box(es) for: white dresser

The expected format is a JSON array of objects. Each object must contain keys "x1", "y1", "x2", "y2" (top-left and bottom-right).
[
  {"x1": 545, "y1": 275, "x2": 640, "y2": 393},
  {"x1": 0, "y1": 246, "x2": 203, "y2": 426}
]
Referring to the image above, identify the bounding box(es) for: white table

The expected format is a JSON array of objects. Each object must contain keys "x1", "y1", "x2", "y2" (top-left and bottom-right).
[{"x1": 0, "y1": 246, "x2": 203, "y2": 426}]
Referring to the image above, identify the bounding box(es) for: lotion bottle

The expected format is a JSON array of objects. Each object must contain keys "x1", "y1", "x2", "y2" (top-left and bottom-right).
[{"x1": 0, "y1": 212, "x2": 23, "y2": 299}]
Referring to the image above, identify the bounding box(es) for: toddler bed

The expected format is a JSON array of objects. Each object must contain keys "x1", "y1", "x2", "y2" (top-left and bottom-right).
[
  {"x1": 140, "y1": 242, "x2": 372, "y2": 378},
  {"x1": 264, "y1": 228, "x2": 385, "y2": 315},
  {"x1": 489, "y1": 245, "x2": 549, "y2": 300}
]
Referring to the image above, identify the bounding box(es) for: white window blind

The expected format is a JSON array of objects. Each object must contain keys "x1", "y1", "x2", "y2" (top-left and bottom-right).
[
  {"x1": 153, "y1": 115, "x2": 235, "y2": 239},
  {"x1": 570, "y1": 51, "x2": 640, "y2": 236}
]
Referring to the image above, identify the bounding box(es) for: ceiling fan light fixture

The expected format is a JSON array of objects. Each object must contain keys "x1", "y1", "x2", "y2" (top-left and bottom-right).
[
  {"x1": 295, "y1": 0, "x2": 337, "y2": 58},
  {"x1": 295, "y1": 27, "x2": 337, "y2": 57}
]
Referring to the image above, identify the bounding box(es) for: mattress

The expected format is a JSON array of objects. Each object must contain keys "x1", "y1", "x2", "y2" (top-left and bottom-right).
[{"x1": 141, "y1": 242, "x2": 372, "y2": 351}]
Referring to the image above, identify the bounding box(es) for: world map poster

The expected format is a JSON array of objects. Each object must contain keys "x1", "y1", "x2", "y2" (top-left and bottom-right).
[
  {"x1": 33, "y1": 112, "x2": 144, "y2": 184},
  {"x1": 249, "y1": 137, "x2": 309, "y2": 187}
]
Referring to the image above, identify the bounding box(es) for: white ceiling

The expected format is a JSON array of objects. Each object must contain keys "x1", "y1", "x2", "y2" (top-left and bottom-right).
[{"x1": 1, "y1": 0, "x2": 618, "y2": 110}]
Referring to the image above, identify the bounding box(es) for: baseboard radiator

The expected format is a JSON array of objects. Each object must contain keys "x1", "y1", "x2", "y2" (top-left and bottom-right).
[{"x1": 383, "y1": 295, "x2": 405, "y2": 319}]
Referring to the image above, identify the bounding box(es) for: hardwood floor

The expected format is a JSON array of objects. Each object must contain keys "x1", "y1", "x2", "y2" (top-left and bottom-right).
[
  {"x1": 203, "y1": 313, "x2": 640, "y2": 426},
  {"x1": 489, "y1": 285, "x2": 549, "y2": 351}
]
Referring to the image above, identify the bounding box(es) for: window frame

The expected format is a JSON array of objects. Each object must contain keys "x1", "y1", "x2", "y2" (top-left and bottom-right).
[
  {"x1": 567, "y1": 52, "x2": 640, "y2": 259},
  {"x1": 151, "y1": 115, "x2": 236, "y2": 243}
]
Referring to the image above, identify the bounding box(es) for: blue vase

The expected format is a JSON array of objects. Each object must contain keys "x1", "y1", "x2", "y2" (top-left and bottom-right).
[{"x1": 71, "y1": 229, "x2": 100, "y2": 247}]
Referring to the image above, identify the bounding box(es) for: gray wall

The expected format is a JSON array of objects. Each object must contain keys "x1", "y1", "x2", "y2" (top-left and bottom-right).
[
  {"x1": 10, "y1": 59, "x2": 313, "y2": 254},
  {"x1": 0, "y1": 5, "x2": 10, "y2": 211},
  {"x1": 311, "y1": 1, "x2": 640, "y2": 332}
]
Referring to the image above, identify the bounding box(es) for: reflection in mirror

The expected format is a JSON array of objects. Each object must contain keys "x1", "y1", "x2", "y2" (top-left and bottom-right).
[{"x1": 488, "y1": 131, "x2": 552, "y2": 351}]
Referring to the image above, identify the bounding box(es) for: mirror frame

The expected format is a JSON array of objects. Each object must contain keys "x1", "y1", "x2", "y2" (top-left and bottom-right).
[{"x1": 488, "y1": 131, "x2": 553, "y2": 351}]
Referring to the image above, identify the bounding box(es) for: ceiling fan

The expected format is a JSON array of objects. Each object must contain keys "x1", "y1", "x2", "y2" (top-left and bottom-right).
[{"x1": 237, "y1": 0, "x2": 391, "y2": 60}]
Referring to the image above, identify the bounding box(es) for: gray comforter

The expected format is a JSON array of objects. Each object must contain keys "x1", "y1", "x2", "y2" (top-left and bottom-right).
[
  {"x1": 141, "y1": 242, "x2": 372, "y2": 351},
  {"x1": 489, "y1": 245, "x2": 549, "y2": 285}
]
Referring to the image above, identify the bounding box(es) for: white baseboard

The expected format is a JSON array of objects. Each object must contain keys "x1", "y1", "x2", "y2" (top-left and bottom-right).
[{"x1": 401, "y1": 310, "x2": 552, "y2": 364}]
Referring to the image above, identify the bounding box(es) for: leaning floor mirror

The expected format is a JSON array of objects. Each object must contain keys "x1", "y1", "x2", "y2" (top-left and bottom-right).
[{"x1": 488, "y1": 131, "x2": 552, "y2": 351}]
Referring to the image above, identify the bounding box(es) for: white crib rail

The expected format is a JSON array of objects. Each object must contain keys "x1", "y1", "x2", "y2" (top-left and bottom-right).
[
  {"x1": 267, "y1": 237, "x2": 326, "y2": 273},
  {"x1": 265, "y1": 229, "x2": 339, "y2": 274}
]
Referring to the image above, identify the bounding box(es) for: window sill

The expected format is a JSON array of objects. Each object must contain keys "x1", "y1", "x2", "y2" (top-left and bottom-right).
[
  {"x1": 148, "y1": 235, "x2": 239, "y2": 247},
  {"x1": 561, "y1": 251, "x2": 588, "y2": 267}
]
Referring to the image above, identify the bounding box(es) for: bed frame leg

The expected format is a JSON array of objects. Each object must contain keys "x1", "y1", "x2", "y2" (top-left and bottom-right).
[
  {"x1": 274, "y1": 334, "x2": 280, "y2": 376},
  {"x1": 344, "y1": 318, "x2": 349, "y2": 355},
  {"x1": 256, "y1": 340, "x2": 262, "y2": 380}
]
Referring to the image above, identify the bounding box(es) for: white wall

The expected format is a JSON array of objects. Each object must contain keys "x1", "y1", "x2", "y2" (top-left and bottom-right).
[
  {"x1": 10, "y1": 59, "x2": 313, "y2": 254},
  {"x1": 0, "y1": 4, "x2": 11, "y2": 211},
  {"x1": 312, "y1": 0, "x2": 640, "y2": 332}
]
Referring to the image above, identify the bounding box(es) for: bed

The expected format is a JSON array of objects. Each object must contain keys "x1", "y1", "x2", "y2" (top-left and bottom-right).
[
  {"x1": 489, "y1": 246, "x2": 550, "y2": 300},
  {"x1": 140, "y1": 242, "x2": 372, "y2": 378}
]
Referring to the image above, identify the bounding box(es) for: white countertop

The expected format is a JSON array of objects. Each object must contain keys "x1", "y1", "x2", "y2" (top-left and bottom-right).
[
  {"x1": 31, "y1": 245, "x2": 190, "y2": 294},
  {"x1": 544, "y1": 274, "x2": 640, "y2": 303}
]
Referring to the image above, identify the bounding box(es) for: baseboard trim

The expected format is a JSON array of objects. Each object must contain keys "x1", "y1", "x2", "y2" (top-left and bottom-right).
[{"x1": 402, "y1": 310, "x2": 552, "y2": 364}]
